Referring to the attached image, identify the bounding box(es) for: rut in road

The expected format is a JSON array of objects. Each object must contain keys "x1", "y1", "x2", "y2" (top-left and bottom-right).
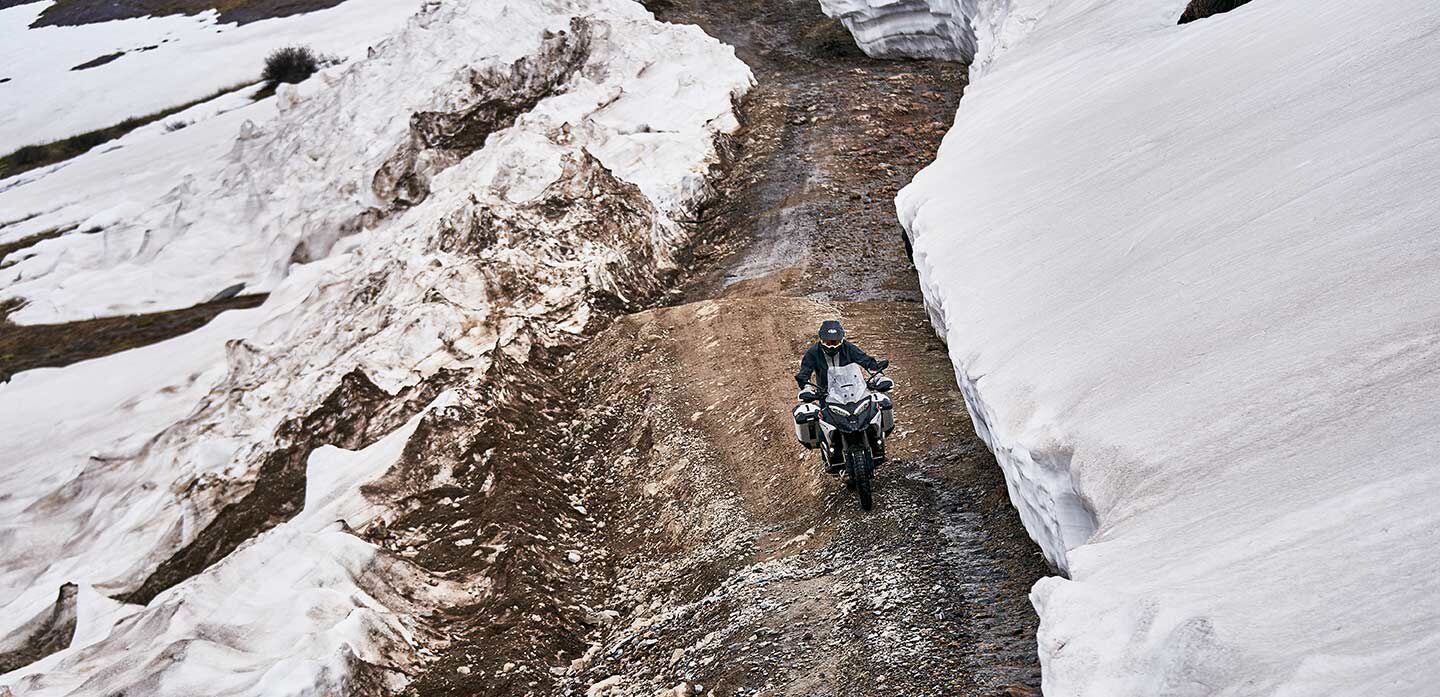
[{"x1": 398, "y1": 1, "x2": 1050, "y2": 695}]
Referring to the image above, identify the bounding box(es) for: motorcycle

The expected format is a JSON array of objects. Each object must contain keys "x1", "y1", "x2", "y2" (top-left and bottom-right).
[{"x1": 793, "y1": 364, "x2": 894, "y2": 511}]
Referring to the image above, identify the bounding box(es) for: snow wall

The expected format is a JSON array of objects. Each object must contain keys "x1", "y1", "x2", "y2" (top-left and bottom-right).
[
  {"x1": 817, "y1": 0, "x2": 977, "y2": 61},
  {"x1": 897, "y1": 0, "x2": 1440, "y2": 693},
  {"x1": 0, "y1": 0, "x2": 750, "y2": 694}
]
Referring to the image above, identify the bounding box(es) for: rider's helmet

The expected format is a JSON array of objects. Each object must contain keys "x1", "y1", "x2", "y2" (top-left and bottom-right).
[{"x1": 818, "y1": 320, "x2": 845, "y2": 355}]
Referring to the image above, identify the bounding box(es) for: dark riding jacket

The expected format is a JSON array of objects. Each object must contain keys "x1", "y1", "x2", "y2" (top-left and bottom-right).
[{"x1": 795, "y1": 341, "x2": 883, "y2": 389}]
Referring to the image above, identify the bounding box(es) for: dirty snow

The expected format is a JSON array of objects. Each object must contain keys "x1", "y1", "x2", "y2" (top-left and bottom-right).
[
  {"x1": 0, "y1": 0, "x2": 749, "y2": 693},
  {"x1": 899, "y1": 0, "x2": 1440, "y2": 693}
]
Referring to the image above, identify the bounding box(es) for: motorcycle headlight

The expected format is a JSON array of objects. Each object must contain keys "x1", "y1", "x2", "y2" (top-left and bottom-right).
[{"x1": 828, "y1": 405, "x2": 852, "y2": 418}]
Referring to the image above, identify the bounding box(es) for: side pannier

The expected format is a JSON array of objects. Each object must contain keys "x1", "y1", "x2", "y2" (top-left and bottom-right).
[
  {"x1": 793, "y1": 402, "x2": 821, "y2": 448},
  {"x1": 875, "y1": 393, "x2": 894, "y2": 435}
]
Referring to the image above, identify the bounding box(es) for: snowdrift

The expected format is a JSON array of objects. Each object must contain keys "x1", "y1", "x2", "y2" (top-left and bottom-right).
[
  {"x1": 0, "y1": 0, "x2": 749, "y2": 694},
  {"x1": 817, "y1": 0, "x2": 976, "y2": 61},
  {"x1": 897, "y1": 0, "x2": 1440, "y2": 693}
]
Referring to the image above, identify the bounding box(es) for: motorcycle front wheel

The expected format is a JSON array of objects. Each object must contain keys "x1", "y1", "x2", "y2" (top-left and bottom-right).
[{"x1": 845, "y1": 449, "x2": 873, "y2": 511}]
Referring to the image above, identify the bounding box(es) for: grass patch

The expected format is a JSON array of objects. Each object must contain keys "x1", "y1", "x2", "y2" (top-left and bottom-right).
[
  {"x1": 251, "y1": 81, "x2": 279, "y2": 101},
  {"x1": 70, "y1": 51, "x2": 125, "y2": 71},
  {"x1": 1179, "y1": 0, "x2": 1255, "y2": 23},
  {"x1": 0, "y1": 81, "x2": 254, "y2": 179},
  {"x1": 0, "y1": 293, "x2": 267, "y2": 382},
  {"x1": 0, "y1": 224, "x2": 79, "y2": 269}
]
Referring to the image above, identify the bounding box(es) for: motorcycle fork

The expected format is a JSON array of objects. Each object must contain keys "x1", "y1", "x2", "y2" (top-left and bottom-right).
[{"x1": 841, "y1": 431, "x2": 869, "y2": 457}]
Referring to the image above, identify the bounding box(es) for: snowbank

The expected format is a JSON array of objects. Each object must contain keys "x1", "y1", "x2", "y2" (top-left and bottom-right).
[
  {"x1": 898, "y1": 0, "x2": 1440, "y2": 693},
  {"x1": 0, "y1": 0, "x2": 749, "y2": 693},
  {"x1": 0, "y1": 0, "x2": 425, "y2": 149},
  {"x1": 817, "y1": 0, "x2": 976, "y2": 61}
]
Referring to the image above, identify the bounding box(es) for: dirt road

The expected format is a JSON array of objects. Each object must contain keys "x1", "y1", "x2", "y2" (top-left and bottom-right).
[{"x1": 401, "y1": 1, "x2": 1048, "y2": 695}]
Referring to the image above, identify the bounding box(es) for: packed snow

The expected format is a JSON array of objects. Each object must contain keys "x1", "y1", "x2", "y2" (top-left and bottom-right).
[
  {"x1": 0, "y1": 0, "x2": 426, "y2": 149},
  {"x1": 0, "y1": 0, "x2": 749, "y2": 693},
  {"x1": 898, "y1": 0, "x2": 1440, "y2": 693},
  {"x1": 817, "y1": 0, "x2": 976, "y2": 61}
]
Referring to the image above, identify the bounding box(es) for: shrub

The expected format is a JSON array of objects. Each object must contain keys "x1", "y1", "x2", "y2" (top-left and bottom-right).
[
  {"x1": 1178, "y1": 0, "x2": 1254, "y2": 24},
  {"x1": 261, "y1": 46, "x2": 320, "y2": 86}
]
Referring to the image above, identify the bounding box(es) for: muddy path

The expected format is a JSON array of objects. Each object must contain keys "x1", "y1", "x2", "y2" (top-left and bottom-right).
[
  {"x1": 550, "y1": 1, "x2": 1050, "y2": 694},
  {"x1": 401, "y1": 1, "x2": 1048, "y2": 696}
]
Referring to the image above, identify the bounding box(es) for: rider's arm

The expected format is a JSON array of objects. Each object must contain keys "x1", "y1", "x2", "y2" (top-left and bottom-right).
[
  {"x1": 795, "y1": 349, "x2": 817, "y2": 388},
  {"x1": 848, "y1": 343, "x2": 886, "y2": 372}
]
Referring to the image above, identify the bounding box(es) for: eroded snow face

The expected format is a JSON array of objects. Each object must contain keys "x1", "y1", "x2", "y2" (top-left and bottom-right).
[
  {"x1": 898, "y1": 0, "x2": 1440, "y2": 693},
  {"x1": 817, "y1": 0, "x2": 977, "y2": 61},
  {"x1": 0, "y1": 0, "x2": 750, "y2": 693}
]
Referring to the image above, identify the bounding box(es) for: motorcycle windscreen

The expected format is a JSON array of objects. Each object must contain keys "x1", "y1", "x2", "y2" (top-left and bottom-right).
[{"x1": 826, "y1": 364, "x2": 869, "y2": 404}]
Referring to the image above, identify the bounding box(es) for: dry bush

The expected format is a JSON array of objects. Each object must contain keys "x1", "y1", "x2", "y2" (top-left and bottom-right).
[
  {"x1": 262, "y1": 45, "x2": 320, "y2": 85},
  {"x1": 1179, "y1": 0, "x2": 1255, "y2": 24}
]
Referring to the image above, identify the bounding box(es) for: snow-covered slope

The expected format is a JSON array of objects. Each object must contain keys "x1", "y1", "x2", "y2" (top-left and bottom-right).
[
  {"x1": 1, "y1": 0, "x2": 743, "y2": 323},
  {"x1": 0, "y1": 0, "x2": 749, "y2": 693},
  {"x1": 0, "y1": 0, "x2": 425, "y2": 149},
  {"x1": 817, "y1": 0, "x2": 976, "y2": 61},
  {"x1": 898, "y1": 0, "x2": 1440, "y2": 693}
]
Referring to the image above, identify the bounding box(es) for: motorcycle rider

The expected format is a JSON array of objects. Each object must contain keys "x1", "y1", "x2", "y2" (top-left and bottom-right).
[{"x1": 795, "y1": 320, "x2": 890, "y2": 463}]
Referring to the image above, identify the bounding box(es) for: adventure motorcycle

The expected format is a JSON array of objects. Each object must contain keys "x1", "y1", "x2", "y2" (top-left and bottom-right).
[{"x1": 793, "y1": 364, "x2": 894, "y2": 511}]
